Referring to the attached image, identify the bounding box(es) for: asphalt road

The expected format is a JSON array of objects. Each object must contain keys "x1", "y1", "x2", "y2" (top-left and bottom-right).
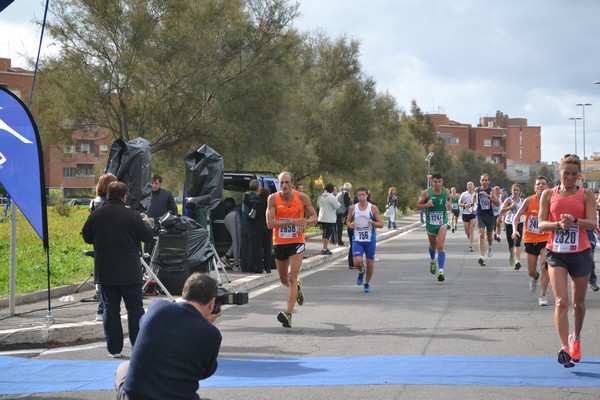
[{"x1": 4, "y1": 223, "x2": 600, "y2": 400}]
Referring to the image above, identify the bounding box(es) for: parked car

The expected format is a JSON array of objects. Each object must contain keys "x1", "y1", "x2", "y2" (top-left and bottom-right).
[
  {"x1": 67, "y1": 198, "x2": 91, "y2": 206},
  {"x1": 211, "y1": 172, "x2": 280, "y2": 256}
]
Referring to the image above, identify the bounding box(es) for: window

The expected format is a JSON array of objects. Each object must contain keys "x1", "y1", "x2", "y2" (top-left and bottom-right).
[
  {"x1": 63, "y1": 167, "x2": 77, "y2": 177},
  {"x1": 63, "y1": 145, "x2": 75, "y2": 154},
  {"x1": 483, "y1": 139, "x2": 492, "y2": 147},
  {"x1": 491, "y1": 155, "x2": 502, "y2": 164},
  {"x1": 437, "y1": 133, "x2": 460, "y2": 145},
  {"x1": 99, "y1": 144, "x2": 109, "y2": 155},
  {"x1": 80, "y1": 143, "x2": 91, "y2": 154},
  {"x1": 492, "y1": 138, "x2": 502, "y2": 147},
  {"x1": 78, "y1": 165, "x2": 93, "y2": 177}
]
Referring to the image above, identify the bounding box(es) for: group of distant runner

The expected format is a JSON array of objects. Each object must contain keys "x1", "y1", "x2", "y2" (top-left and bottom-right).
[{"x1": 416, "y1": 154, "x2": 598, "y2": 368}]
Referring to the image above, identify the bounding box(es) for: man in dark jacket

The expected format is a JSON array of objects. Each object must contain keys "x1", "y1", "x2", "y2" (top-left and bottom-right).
[
  {"x1": 147, "y1": 174, "x2": 178, "y2": 219},
  {"x1": 82, "y1": 181, "x2": 154, "y2": 358}
]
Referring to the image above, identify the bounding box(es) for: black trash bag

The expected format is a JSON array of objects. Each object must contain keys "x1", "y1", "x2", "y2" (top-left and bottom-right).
[
  {"x1": 106, "y1": 137, "x2": 152, "y2": 213},
  {"x1": 151, "y1": 214, "x2": 214, "y2": 273},
  {"x1": 184, "y1": 145, "x2": 223, "y2": 210},
  {"x1": 158, "y1": 212, "x2": 201, "y2": 232}
]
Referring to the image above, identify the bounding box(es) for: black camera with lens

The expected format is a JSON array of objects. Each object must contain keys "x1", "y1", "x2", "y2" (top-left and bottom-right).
[{"x1": 212, "y1": 287, "x2": 249, "y2": 314}]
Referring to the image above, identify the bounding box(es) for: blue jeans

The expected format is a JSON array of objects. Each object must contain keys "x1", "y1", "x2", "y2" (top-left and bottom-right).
[{"x1": 101, "y1": 284, "x2": 145, "y2": 355}]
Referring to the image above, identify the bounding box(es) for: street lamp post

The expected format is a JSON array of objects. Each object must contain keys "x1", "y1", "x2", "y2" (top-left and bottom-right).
[
  {"x1": 425, "y1": 152, "x2": 434, "y2": 187},
  {"x1": 576, "y1": 103, "x2": 592, "y2": 183},
  {"x1": 568, "y1": 117, "x2": 581, "y2": 154}
]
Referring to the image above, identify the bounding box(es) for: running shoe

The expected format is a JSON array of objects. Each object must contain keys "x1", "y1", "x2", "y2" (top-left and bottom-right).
[
  {"x1": 277, "y1": 311, "x2": 292, "y2": 328},
  {"x1": 590, "y1": 282, "x2": 600, "y2": 292},
  {"x1": 513, "y1": 262, "x2": 522, "y2": 271},
  {"x1": 557, "y1": 347, "x2": 575, "y2": 368},
  {"x1": 356, "y1": 271, "x2": 364, "y2": 286},
  {"x1": 487, "y1": 245, "x2": 493, "y2": 258},
  {"x1": 569, "y1": 334, "x2": 581, "y2": 362},
  {"x1": 529, "y1": 273, "x2": 539, "y2": 292},
  {"x1": 451, "y1": 227, "x2": 455, "y2": 233},
  {"x1": 495, "y1": 234, "x2": 501, "y2": 243},
  {"x1": 538, "y1": 296, "x2": 548, "y2": 306},
  {"x1": 321, "y1": 249, "x2": 332, "y2": 255},
  {"x1": 468, "y1": 246, "x2": 473, "y2": 252},
  {"x1": 478, "y1": 257, "x2": 486, "y2": 266},
  {"x1": 493, "y1": 233, "x2": 499, "y2": 242},
  {"x1": 430, "y1": 262, "x2": 437, "y2": 275},
  {"x1": 296, "y1": 279, "x2": 304, "y2": 306},
  {"x1": 437, "y1": 271, "x2": 445, "y2": 282},
  {"x1": 363, "y1": 283, "x2": 371, "y2": 293},
  {"x1": 509, "y1": 253, "x2": 515, "y2": 266}
]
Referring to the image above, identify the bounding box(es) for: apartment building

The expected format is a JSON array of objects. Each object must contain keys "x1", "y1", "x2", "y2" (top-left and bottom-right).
[
  {"x1": 429, "y1": 111, "x2": 542, "y2": 183},
  {"x1": 1, "y1": 57, "x2": 112, "y2": 196}
]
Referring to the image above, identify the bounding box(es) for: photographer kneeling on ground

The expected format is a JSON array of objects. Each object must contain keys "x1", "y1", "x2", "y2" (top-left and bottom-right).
[{"x1": 115, "y1": 273, "x2": 223, "y2": 400}]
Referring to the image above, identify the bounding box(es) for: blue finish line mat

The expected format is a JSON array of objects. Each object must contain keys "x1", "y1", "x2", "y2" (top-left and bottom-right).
[{"x1": 1, "y1": 354, "x2": 599, "y2": 395}]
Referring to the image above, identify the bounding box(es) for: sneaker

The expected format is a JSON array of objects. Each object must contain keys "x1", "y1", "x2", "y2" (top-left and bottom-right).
[
  {"x1": 487, "y1": 245, "x2": 493, "y2": 258},
  {"x1": 429, "y1": 262, "x2": 437, "y2": 275},
  {"x1": 363, "y1": 283, "x2": 371, "y2": 293},
  {"x1": 296, "y1": 279, "x2": 304, "y2": 306},
  {"x1": 109, "y1": 353, "x2": 123, "y2": 359},
  {"x1": 95, "y1": 314, "x2": 103, "y2": 322},
  {"x1": 451, "y1": 227, "x2": 455, "y2": 233},
  {"x1": 513, "y1": 262, "x2": 522, "y2": 271},
  {"x1": 590, "y1": 282, "x2": 600, "y2": 292},
  {"x1": 538, "y1": 296, "x2": 548, "y2": 306},
  {"x1": 529, "y1": 274, "x2": 539, "y2": 292},
  {"x1": 494, "y1": 234, "x2": 501, "y2": 243},
  {"x1": 557, "y1": 347, "x2": 575, "y2": 368},
  {"x1": 321, "y1": 249, "x2": 332, "y2": 255},
  {"x1": 569, "y1": 334, "x2": 581, "y2": 362},
  {"x1": 468, "y1": 246, "x2": 473, "y2": 252},
  {"x1": 437, "y1": 271, "x2": 445, "y2": 282},
  {"x1": 356, "y1": 271, "x2": 364, "y2": 286},
  {"x1": 509, "y1": 253, "x2": 515, "y2": 266},
  {"x1": 478, "y1": 257, "x2": 486, "y2": 266},
  {"x1": 277, "y1": 311, "x2": 292, "y2": 328}
]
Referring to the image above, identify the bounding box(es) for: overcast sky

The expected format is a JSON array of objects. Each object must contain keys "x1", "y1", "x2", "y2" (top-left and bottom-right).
[{"x1": 2, "y1": 0, "x2": 600, "y2": 163}]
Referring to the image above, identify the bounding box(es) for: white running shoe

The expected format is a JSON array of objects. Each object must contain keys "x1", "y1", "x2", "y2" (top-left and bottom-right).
[
  {"x1": 538, "y1": 296, "x2": 548, "y2": 306},
  {"x1": 487, "y1": 245, "x2": 493, "y2": 258},
  {"x1": 529, "y1": 276, "x2": 538, "y2": 292}
]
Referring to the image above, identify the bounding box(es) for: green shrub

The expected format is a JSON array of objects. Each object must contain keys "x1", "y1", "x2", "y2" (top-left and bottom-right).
[{"x1": 53, "y1": 197, "x2": 71, "y2": 217}]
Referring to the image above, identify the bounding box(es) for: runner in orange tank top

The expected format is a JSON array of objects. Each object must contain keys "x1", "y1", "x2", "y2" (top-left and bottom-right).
[
  {"x1": 266, "y1": 171, "x2": 317, "y2": 328},
  {"x1": 511, "y1": 176, "x2": 551, "y2": 306},
  {"x1": 539, "y1": 154, "x2": 597, "y2": 368}
]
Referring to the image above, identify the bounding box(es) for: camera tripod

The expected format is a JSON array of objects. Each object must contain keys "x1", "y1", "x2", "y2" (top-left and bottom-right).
[{"x1": 206, "y1": 210, "x2": 231, "y2": 286}]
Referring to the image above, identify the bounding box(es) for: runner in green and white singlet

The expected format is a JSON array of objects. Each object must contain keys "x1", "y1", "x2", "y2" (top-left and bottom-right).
[{"x1": 417, "y1": 172, "x2": 451, "y2": 282}]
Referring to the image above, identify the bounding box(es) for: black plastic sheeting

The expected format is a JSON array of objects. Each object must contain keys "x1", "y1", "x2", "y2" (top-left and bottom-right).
[
  {"x1": 184, "y1": 144, "x2": 223, "y2": 210},
  {"x1": 105, "y1": 137, "x2": 152, "y2": 213},
  {"x1": 150, "y1": 213, "x2": 214, "y2": 273}
]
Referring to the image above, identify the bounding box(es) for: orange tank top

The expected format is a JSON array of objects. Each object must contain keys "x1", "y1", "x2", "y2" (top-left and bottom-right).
[
  {"x1": 547, "y1": 186, "x2": 590, "y2": 253},
  {"x1": 523, "y1": 195, "x2": 551, "y2": 243},
  {"x1": 273, "y1": 191, "x2": 305, "y2": 245}
]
